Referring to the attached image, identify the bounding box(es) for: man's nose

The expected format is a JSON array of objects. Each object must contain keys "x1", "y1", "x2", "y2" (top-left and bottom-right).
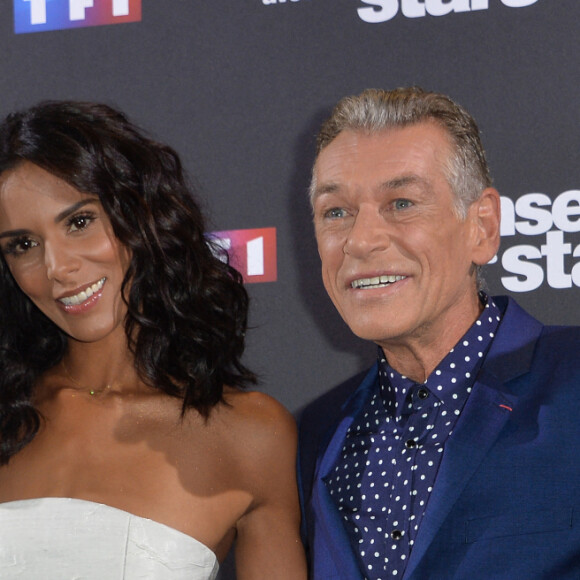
[
  {"x1": 44, "y1": 240, "x2": 81, "y2": 281},
  {"x1": 344, "y1": 206, "x2": 391, "y2": 257}
]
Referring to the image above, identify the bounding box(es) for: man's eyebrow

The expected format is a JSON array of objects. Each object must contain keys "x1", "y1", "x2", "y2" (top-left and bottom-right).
[
  {"x1": 312, "y1": 182, "x2": 341, "y2": 199},
  {"x1": 379, "y1": 174, "x2": 429, "y2": 190},
  {"x1": 313, "y1": 174, "x2": 430, "y2": 199}
]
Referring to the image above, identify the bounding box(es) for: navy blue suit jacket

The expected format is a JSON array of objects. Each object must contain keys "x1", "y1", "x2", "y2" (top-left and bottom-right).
[{"x1": 298, "y1": 297, "x2": 580, "y2": 579}]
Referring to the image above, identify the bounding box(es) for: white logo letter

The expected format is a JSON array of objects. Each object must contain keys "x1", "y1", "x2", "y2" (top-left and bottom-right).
[
  {"x1": 358, "y1": 0, "x2": 399, "y2": 24},
  {"x1": 24, "y1": 0, "x2": 47, "y2": 24},
  {"x1": 552, "y1": 190, "x2": 580, "y2": 233},
  {"x1": 500, "y1": 196, "x2": 516, "y2": 237},
  {"x1": 501, "y1": 0, "x2": 538, "y2": 7},
  {"x1": 571, "y1": 243, "x2": 580, "y2": 287},
  {"x1": 112, "y1": 0, "x2": 129, "y2": 17},
  {"x1": 470, "y1": 0, "x2": 489, "y2": 9},
  {"x1": 69, "y1": 0, "x2": 94, "y2": 21},
  {"x1": 514, "y1": 193, "x2": 553, "y2": 236},
  {"x1": 425, "y1": 0, "x2": 470, "y2": 17},
  {"x1": 541, "y1": 230, "x2": 572, "y2": 289},
  {"x1": 401, "y1": 0, "x2": 425, "y2": 18},
  {"x1": 247, "y1": 237, "x2": 265, "y2": 277},
  {"x1": 501, "y1": 245, "x2": 543, "y2": 292}
]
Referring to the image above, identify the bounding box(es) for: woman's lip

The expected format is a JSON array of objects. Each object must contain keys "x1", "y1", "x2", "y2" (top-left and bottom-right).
[
  {"x1": 57, "y1": 277, "x2": 106, "y2": 306},
  {"x1": 58, "y1": 286, "x2": 104, "y2": 314}
]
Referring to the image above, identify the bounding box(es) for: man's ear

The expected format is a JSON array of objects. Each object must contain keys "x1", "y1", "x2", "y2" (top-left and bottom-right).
[{"x1": 470, "y1": 187, "x2": 501, "y2": 266}]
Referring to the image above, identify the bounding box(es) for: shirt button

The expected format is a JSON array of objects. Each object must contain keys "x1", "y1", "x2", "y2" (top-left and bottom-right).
[
  {"x1": 405, "y1": 439, "x2": 417, "y2": 449},
  {"x1": 391, "y1": 529, "x2": 403, "y2": 540},
  {"x1": 418, "y1": 388, "x2": 429, "y2": 400}
]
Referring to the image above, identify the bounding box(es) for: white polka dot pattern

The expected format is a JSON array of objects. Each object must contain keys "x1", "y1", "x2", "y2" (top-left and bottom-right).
[{"x1": 325, "y1": 296, "x2": 502, "y2": 579}]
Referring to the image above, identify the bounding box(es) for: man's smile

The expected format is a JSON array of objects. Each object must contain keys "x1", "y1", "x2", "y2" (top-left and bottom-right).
[{"x1": 351, "y1": 275, "x2": 407, "y2": 289}]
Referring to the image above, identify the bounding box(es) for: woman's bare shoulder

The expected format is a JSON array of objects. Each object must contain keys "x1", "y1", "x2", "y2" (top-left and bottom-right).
[
  {"x1": 194, "y1": 388, "x2": 296, "y2": 478},
  {"x1": 172, "y1": 387, "x2": 298, "y2": 494},
  {"x1": 217, "y1": 389, "x2": 306, "y2": 577},
  {"x1": 217, "y1": 387, "x2": 297, "y2": 445}
]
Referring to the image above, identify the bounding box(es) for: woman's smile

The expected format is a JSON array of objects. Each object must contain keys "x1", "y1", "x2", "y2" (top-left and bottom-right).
[{"x1": 57, "y1": 277, "x2": 107, "y2": 312}]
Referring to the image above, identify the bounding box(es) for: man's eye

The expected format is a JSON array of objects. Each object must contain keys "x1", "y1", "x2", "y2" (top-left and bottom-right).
[
  {"x1": 324, "y1": 208, "x2": 347, "y2": 219},
  {"x1": 394, "y1": 199, "x2": 413, "y2": 210}
]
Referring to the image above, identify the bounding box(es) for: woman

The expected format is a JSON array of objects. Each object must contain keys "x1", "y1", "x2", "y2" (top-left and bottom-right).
[{"x1": 0, "y1": 101, "x2": 306, "y2": 579}]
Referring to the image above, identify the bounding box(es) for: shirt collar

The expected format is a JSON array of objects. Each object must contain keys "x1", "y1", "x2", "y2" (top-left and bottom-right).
[{"x1": 378, "y1": 294, "x2": 503, "y2": 417}]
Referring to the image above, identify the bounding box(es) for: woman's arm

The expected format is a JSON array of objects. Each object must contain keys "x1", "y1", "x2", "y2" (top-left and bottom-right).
[{"x1": 231, "y1": 392, "x2": 308, "y2": 579}]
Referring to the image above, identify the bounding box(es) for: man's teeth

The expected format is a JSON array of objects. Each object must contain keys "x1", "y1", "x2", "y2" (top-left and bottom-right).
[
  {"x1": 59, "y1": 277, "x2": 106, "y2": 306},
  {"x1": 351, "y1": 275, "x2": 406, "y2": 289}
]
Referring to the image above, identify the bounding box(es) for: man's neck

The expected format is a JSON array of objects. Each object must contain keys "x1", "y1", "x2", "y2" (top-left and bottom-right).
[{"x1": 378, "y1": 296, "x2": 485, "y2": 383}]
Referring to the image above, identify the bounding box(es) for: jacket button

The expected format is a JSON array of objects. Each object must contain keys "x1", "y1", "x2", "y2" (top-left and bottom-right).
[
  {"x1": 391, "y1": 529, "x2": 403, "y2": 540},
  {"x1": 405, "y1": 439, "x2": 417, "y2": 449},
  {"x1": 418, "y1": 388, "x2": 429, "y2": 400}
]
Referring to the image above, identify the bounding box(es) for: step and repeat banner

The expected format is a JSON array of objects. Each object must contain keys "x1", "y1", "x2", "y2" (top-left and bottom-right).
[{"x1": 2, "y1": 0, "x2": 579, "y2": 420}]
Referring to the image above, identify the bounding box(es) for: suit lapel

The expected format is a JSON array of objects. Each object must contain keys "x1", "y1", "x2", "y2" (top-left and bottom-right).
[
  {"x1": 403, "y1": 376, "x2": 515, "y2": 578},
  {"x1": 403, "y1": 297, "x2": 543, "y2": 579},
  {"x1": 310, "y1": 365, "x2": 379, "y2": 579}
]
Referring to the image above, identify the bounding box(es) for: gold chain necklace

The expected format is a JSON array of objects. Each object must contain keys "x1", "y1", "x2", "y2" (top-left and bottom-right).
[{"x1": 61, "y1": 360, "x2": 111, "y2": 396}]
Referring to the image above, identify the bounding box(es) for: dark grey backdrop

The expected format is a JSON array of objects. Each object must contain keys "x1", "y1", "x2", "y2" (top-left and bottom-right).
[{"x1": 2, "y1": 1, "x2": 579, "y2": 575}]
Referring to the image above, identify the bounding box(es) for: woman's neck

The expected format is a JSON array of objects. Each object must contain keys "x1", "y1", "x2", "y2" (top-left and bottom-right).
[{"x1": 57, "y1": 332, "x2": 143, "y2": 396}]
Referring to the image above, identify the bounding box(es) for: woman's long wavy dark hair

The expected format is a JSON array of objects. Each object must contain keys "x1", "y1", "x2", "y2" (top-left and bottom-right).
[{"x1": 0, "y1": 101, "x2": 256, "y2": 464}]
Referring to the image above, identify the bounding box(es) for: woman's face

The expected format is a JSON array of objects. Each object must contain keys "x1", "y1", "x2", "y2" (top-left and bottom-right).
[{"x1": 0, "y1": 162, "x2": 132, "y2": 344}]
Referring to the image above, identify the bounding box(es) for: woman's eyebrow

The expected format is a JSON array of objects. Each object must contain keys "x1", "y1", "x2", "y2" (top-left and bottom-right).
[
  {"x1": 0, "y1": 228, "x2": 30, "y2": 240},
  {"x1": 53, "y1": 199, "x2": 95, "y2": 224}
]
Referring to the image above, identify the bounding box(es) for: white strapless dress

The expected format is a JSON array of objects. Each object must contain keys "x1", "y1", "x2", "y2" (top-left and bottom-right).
[{"x1": 0, "y1": 497, "x2": 219, "y2": 579}]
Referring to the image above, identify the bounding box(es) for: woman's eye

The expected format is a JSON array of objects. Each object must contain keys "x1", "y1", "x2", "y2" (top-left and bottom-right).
[
  {"x1": 67, "y1": 213, "x2": 95, "y2": 233},
  {"x1": 394, "y1": 199, "x2": 413, "y2": 210},
  {"x1": 3, "y1": 237, "x2": 39, "y2": 256}
]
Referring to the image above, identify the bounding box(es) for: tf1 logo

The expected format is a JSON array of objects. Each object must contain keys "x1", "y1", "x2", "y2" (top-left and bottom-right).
[
  {"x1": 210, "y1": 228, "x2": 277, "y2": 284},
  {"x1": 14, "y1": 0, "x2": 142, "y2": 34}
]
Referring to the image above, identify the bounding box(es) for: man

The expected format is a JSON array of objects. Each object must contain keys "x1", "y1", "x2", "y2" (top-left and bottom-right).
[{"x1": 298, "y1": 87, "x2": 580, "y2": 579}]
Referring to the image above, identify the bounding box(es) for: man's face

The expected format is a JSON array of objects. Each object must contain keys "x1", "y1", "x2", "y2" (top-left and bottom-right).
[{"x1": 312, "y1": 122, "x2": 498, "y2": 356}]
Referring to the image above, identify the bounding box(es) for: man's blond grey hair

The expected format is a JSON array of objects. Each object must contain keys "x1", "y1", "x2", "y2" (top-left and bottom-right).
[{"x1": 310, "y1": 87, "x2": 492, "y2": 219}]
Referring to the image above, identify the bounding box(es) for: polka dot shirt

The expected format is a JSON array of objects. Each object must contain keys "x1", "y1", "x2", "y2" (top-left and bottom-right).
[{"x1": 324, "y1": 295, "x2": 502, "y2": 579}]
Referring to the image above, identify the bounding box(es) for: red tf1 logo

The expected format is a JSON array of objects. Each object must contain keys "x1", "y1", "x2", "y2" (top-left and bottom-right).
[
  {"x1": 210, "y1": 227, "x2": 277, "y2": 284},
  {"x1": 14, "y1": 0, "x2": 142, "y2": 34}
]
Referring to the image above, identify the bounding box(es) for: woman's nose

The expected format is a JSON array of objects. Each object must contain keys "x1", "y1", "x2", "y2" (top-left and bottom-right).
[{"x1": 44, "y1": 240, "x2": 81, "y2": 281}]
